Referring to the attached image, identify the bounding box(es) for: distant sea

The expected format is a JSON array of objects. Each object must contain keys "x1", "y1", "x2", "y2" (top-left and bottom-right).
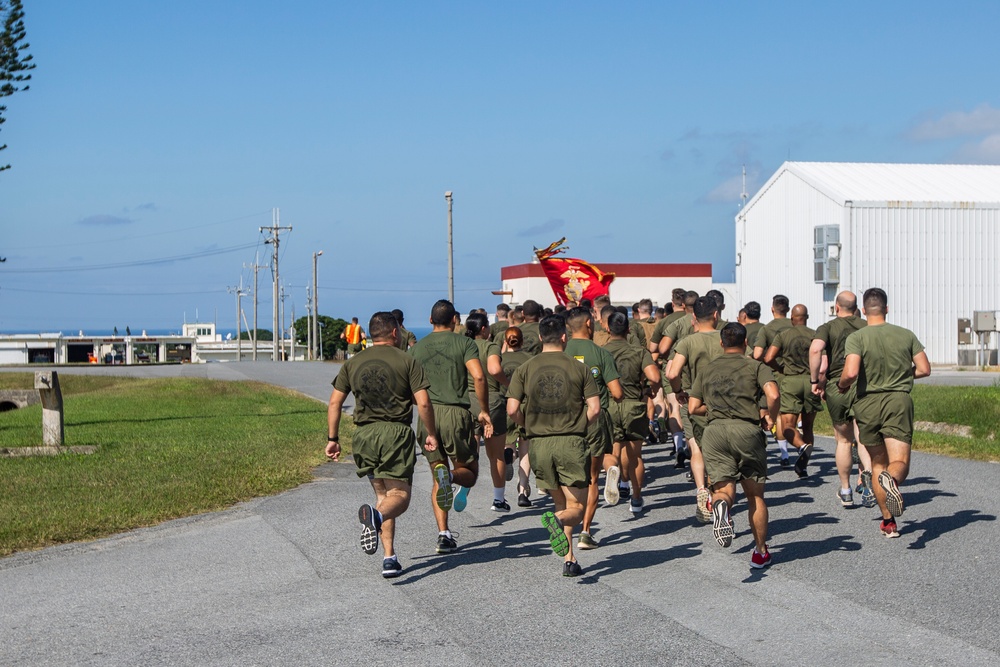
[{"x1": 6, "y1": 326, "x2": 439, "y2": 340}]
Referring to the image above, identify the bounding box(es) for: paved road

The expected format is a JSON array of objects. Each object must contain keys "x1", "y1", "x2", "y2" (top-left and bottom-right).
[{"x1": 2, "y1": 362, "x2": 998, "y2": 665}]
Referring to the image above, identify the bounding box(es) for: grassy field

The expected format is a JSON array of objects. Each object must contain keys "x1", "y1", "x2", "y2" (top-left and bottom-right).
[
  {"x1": 813, "y1": 383, "x2": 1000, "y2": 460},
  {"x1": 0, "y1": 374, "x2": 354, "y2": 557}
]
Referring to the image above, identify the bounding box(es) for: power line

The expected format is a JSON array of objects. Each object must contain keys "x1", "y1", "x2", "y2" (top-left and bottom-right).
[{"x1": 1, "y1": 242, "x2": 259, "y2": 273}]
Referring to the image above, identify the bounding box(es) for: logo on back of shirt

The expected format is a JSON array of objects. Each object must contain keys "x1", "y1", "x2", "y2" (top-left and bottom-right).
[{"x1": 357, "y1": 360, "x2": 395, "y2": 411}]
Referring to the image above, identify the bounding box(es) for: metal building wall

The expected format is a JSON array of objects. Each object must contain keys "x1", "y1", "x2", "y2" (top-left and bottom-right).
[
  {"x1": 847, "y1": 203, "x2": 1000, "y2": 364},
  {"x1": 735, "y1": 170, "x2": 844, "y2": 328}
]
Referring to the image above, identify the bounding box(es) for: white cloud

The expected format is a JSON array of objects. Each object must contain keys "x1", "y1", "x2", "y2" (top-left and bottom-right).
[
  {"x1": 909, "y1": 104, "x2": 1000, "y2": 141},
  {"x1": 699, "y1": 162, "x2": 764, "y2": 205},
  {"x1": 517, "y1": 218, "x2": 565, "y2": 238},
  {"x1": 952, "y1": 133, "x2": 1000, "y2": 164},
  {"x1": 78, "y1": 214, "x2": 134, "y2": 226}
]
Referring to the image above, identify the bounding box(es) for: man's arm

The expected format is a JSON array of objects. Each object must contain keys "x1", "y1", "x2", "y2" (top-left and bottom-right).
[
  {"x1": 658, "y1": 335, "x2": 675, "y2": 358},
  {"x1": 585, "y1": 395, "x2": 601, "y2": 426},
  {"x1": 326, "y1": 388, "x2": 348, "y2": 461},
  {"x1": 809, "y1": 338, "x2": 827, "y2": 396},
  {"x1": 643, "y1": 362, "x2": 661, "y2": 387},
  {"x1": 666, "y1": 353, "x2": 686, "y2": 396},
  {"x1": 466, "y1": 358, "x2": 494, "y2": 438},
  {"x1": 837, "y1": 353, "x2": 861, "y2": 392},
  {"x1": 413, "y1": 388, "x2": 439, "y2": 452},
  {"x1": 507, "y1": 397, "x2": 525, "y2": 428},
  {"x1": 487, "y1": 354, "x2": 508, "y2": 387},
  {"x1": 688, "y1": 395, "x2": 707, "y2": 417},
  {"x1": 763, "y1": 344, "x2": 781, "y2": 370},
  {"x1": 607, "y1": 378, "x2": 624, "y2": 403},
  {"x1": 913, "y1": 350, "x2": 931, "y2": 379}
]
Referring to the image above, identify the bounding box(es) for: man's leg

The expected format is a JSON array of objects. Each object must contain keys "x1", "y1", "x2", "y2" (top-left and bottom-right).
[
  {"x1": 581, "y1": 456, "x2": 603, "y2": 539},
  {"x1": 801, "y1": 412, "x2": 816, "y2": 446},
  {"x1": 429, "y1": 459, "x2": 452, "y2": 533},
  {"x1": 833, "y1": 421, "x2": 855, "y2": 505},
  {"x1": 548, "y1": 485, "x2": 587, "y2": 565},
  {"x1": 877, "y1": 437, "x2": 911, "y2": 520},
  {"x1": 483, "y1": 434, "x2": 508, "y2": 509},
  {"x1": 622, "y1": 439, "x2": 645, "y2": 502},
  {"x1": 370, "y1": 478, "x2": 411, "y2": 559},
  {"x1": 710, "y1": 479, "x2": 736, "y2": 546},
  {"x1": 517, "y1": 437, "x2": 532, "y2": 497},
  {"x1": 740, "y1": 478, "x2": 769, "y2": 555}
]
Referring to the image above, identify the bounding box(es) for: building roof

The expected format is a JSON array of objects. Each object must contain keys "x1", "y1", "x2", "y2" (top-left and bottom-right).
[{"x1": 746, "y1": 161, "x2": 1000, "y2": 210}]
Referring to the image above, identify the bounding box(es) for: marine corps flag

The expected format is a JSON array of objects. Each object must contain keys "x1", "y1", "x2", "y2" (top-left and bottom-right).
[{"x1": 533, "y1": 238, "x2": 615, "y2": 306}]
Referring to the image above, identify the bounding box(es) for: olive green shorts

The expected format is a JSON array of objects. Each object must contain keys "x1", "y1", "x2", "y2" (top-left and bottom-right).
[
  {"x1": 530, "y1": 434, "x2": 590, "y2": 490},
  {"x1": 417, "y1": 404, "x2": 477, "y2": 466},
  {"x1": 854, "y1": 391, "x2": 914, "y2": 447},
  {"x1": 346, "y1": 342, "x2": 364, "y2": 356},
  {"x1": 680, "y1": 404, "x2": 707, "y2": 444},
  {"x1": 351, "y1": 421, "x2": 417, "y2": 483},
  {"x1": 825, "y1": 378, "x2": 858, "y2": 426},
  {"x1": 699, "y1": 419, "x2": 768, "y2": 484},
  {"x1": 468, "y1": 391, "x2": 507, "y2": 437},
  {"x1": 610, "y1": 399, "x2": 649, "y2": 443},
  {"x1": 506, "y1": 417, "x2": 526, "y2": 446},
  {"x1": 779, "y1": 374, "x2": 824, "y2": 415},
  {"x1": 585, "y1": 410, "x2": 614, "y2": 458}
]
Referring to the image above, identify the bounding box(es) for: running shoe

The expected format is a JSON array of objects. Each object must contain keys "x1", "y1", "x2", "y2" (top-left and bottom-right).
[
  {"x1": 491, "y1": 499, "x2": 511, "y2": 513},
  {"x1": 541, "y1": 511, "x2": 570, "y2": 557},
  {"x1": 779, "y1": 456, "x2": 790, "y2": 468},
  {"x1": 685, "y1": 470, "x2": 694, "y2": 482},
  {"x1": 675, "y1": 448, "x2": 688, "y2": 469},
  {"x1": 880, "y1": 518, "x2": 900, "y2": 538},
  {"x1": 794, "y1": 444, "x2": 813, "y2": 478},
  {"x1": 838, "y1": 489, "x2": 854, "y2": 508},
  {"x1": 435, "y1": 531, "x2": 458, "y2": 554},
  {"x1": 879, "y1": 471, "x2": 904, "y2": 517},
  {"x1": 750, "y1": 547, "x2": 772, "y2": 569},
  {"x1": 381, "y1": 557, "x2": 403, "y2": 579},
  {"x1": 358, "y1": 504, "x2": 381, "y2": 555},
  {"x1": 712, "y1": 499, "x2": 734, "y2": 547},
  {"x1": 860, "y1": 470, "x2": 877, "y2": 508},
  {"x1": 517, "y1": 493, "x2": 532, "y2": 508},
  {"x1": 630, "y1": 497, "x2": 644, "y2": 515},
  {"x1": 695, "y1": 487, "x2": 712, "y2": 523},
  {"x1": 618, "y1": 484, "x2": 631, "y2": 501},
  {"x1": 562, "y1": 560, "x2": 583, "y2": 577},
  {"x1": 851, "y1": 443, "x2": 860, "y2": 465},
  {"x1": 604, "y1": 466, "x2": 621, "y2": 505},
  {"x1": 453, "y1": 485, "x2": 470, "y2": 513},
  {"x1": 504, "y1": 448, "x2": 515, "y2": 482},
  {"x1": 433, "y1": 464, "x2": 453, "y2": 512},
  {"x1": 577, "y1": 531, "x2": 599, "y2": 550}
]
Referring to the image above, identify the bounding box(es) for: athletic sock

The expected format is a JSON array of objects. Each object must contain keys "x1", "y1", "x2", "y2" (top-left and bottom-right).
[
  {"x1": 493, "y1": 487, "x2": 505, "y2": 503},
  {"x1": 778, "y1": 440, "x2": 789, "y2": 457},
  {"x1": 673, "y1": 432, "x2": 685, "y2": 451},
  {"x1": 439, "y1": 530, "x2": 452, "y2": 538}
]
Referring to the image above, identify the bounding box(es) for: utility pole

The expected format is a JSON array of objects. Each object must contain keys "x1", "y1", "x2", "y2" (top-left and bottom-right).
[
  {"x1": 227, "y1": 280, "x2": 246, "y2": 362},
  {"x1": 312, "y1": 250, "x2": 323, "y2": 361},
  {"x1": 245, "y1": 254, "x2": 267, "y2": 361},
  {"x1": 260, "y1": 209, "x2": 291, "y2": 361},
  {"x1": 445, "y1": 191, "x2": 454, "y2": 303},
  {"x1": 279, "y1": 283, "x2": 288, "y2": 361},
  {"x1": 306, "y1": 286, "x2": 313, "y2": 361}
]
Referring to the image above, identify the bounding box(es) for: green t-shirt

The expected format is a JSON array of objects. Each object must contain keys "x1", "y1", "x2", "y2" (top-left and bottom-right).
[
  {"x1": 564, "y1": 337, "x2": 621, "y2": 409},
  {"x1": 519, "y1": 321, "x2": 542, "y2": 355},
  {"x1": 629, "y1": 319, "x2": 647, "y2": 349},
  {"x1": 468, "y1": 337, "x2": 502, "y2": 395},
  {"x1": 408, "y1": 330, "x2": 479, "y2": 407},
  {"x1": 743, "y1": 321, "x2": 764, "y2": 357},
  {"x1": 489, "y1": 321, "x2": 509, "y2": 346},
  {"x1": 771, "y1": 324, "x2": 816, "y2": 377},
  {"x1": 844, "y1": 323, "x2": 925, "y2": 396},
  {"x1": 603, "y1": 338, "x2": 656, "y2": 401},
  {"x1": 672, "y1": 330, "x2": 723, "y2": 391},
  {"x1": 814, "y1": 316, "x2": 867, "y2": 379},
  {"x1": 690, "y1": 353, "x2": 775, "y2": 424},
  {"x1": 395, "y1": 325, "x2": 417, "y2": 350},
  {"x1": 499, "y1": 350, "x2": 532, "y2": 399},
  {"x1": 332, "y1": 345, "x2": 429, "y2": 426},
  {"x1": 650, "y1": 310, "x2": 687, "y2": 346},
  {"x1": 508, "y1": 351, "x2": 599, "y2": 438},
  {"x1": 754, "y1": 317, "x2": 791, "y2": 352}
]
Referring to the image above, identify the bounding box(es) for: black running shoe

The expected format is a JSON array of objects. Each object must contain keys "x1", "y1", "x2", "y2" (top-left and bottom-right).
[
  {"x1": 517, "y1": 493, "x2": 532, "y2": 508},
  {"x1": 794, "y1": 444, "x2": 813, "y2": 478},
  {"x1": 358, "y1": 504, "x2": 381, "y2": 555},
  {"x1": 675, "y1": 448, "x2": 688, "y2": 469},
  {"x1": 562, "y1": 560, "x2": 583, "y2": 577},
  {"x1": 491, "y1": 499, "x2": 511, "y2": 513},
  {"x1": 879, "y1": 471, "x2": 905, "y2": 517},
  {"x1": 712, "y1": 498, "x2": 734, "y2": 548},
  {"x1": 618, "y1": 484, "x2": 631, "y2": 501},
  {"x1": 381, "y1": 557, "x2": 403, "y2": 578},
  {"x1": 436, "y1": 532, "x2": 458, "y2": 554},
  {"x1": 779, "y1": 457, "x2": 791, "y2": 468}
]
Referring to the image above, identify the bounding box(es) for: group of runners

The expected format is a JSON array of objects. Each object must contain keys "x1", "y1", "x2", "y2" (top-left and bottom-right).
[{"x1": 326, "y1": 287, "x2": 929, "y2": 579}]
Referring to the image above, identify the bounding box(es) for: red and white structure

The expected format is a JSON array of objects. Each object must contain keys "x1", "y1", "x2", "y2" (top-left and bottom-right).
[{"x1": 499, "y1": 262, "x2": 713, "y2": 308}]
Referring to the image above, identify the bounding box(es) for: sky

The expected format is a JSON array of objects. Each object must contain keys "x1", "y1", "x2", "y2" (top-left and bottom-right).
[{"x1": 2, "y1": 1, "x2": 999, "y2": 334}]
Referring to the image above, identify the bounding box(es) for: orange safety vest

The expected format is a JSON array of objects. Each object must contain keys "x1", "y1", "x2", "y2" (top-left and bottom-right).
[{"x1": 345, "y1": 324, "x2": 362, "y2": 345}]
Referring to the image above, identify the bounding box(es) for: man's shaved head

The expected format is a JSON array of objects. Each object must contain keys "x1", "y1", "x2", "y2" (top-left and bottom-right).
[{"x1": 790, "y1": 304, "x2": 808, "y2": 324}]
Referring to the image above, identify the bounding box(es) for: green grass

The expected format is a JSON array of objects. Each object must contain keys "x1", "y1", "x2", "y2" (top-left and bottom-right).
[
  {"x1": 813, "y1": 384, "x2": 1000, "y2": 461},
  {"x1": 0, "y1": 374, "x2": 355, "y2": 557}
]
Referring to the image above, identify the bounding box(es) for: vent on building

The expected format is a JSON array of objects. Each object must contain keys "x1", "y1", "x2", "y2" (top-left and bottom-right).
[{"x1": 814, "y1": 225, "x2": 841, "y2": 284}]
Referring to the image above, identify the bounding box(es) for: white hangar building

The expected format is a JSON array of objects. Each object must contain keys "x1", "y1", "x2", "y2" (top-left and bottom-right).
[{"x1": 734, "y1": 162, "x2": 1000, "y2": 365}]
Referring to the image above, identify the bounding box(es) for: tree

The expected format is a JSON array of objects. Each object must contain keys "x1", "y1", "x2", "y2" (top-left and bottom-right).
[
  {"x1": 239, "y1": 329, "x2": 273, "y2": 342},
  {"x1": 0, "y1": 0, "x2": 35, "y2": 172},
  {"x1": 293, "y1": 315, "x2": 348, "y2": 360}
]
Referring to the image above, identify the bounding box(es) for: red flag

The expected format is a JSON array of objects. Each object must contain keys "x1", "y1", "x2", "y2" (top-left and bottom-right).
[{"x1": 534, "y1": 238, "x2": 615, "y2": 306}]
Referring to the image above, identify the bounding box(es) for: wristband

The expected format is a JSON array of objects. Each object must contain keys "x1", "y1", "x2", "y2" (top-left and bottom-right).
[
  {"x1": 810, "y1": 380, "x2": 819, "y2": 384},
  {"x1": 327, "y1": 436, "x2": 339, "y2": 442}
]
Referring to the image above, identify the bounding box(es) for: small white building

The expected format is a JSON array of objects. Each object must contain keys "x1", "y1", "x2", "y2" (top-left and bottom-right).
[
  {"x1": 734, "y1": 162, "x2": 1000, "y2": 365},
  {"x1": 500, "y1": 262, "x2": 713, "y2": 308}
]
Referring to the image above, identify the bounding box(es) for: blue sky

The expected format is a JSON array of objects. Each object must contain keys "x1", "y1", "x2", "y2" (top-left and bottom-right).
[{"x1": 2, "y1": 1, "x2": 999, "y2": 333}]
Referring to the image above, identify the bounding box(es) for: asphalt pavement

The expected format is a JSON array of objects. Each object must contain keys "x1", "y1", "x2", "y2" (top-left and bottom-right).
[{"x1": 1, "y1": 362, "x2": 998, "y2": 665}]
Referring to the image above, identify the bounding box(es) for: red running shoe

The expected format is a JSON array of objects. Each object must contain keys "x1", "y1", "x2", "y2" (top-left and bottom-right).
[
  {"x1": 750, "y1": 546, "x2": 772, "y2": 569},
  {"x1": 880, "y1": 518, "x2": 900, "y2": 538}
]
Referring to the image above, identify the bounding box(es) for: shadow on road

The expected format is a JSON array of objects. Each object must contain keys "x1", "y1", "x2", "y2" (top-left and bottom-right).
[{"x1": 905, "y1": 510, "x2": 997, "y2": 550}]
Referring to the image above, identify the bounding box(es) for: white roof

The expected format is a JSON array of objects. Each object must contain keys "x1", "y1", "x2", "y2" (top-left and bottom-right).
[{"x1": 749, "y1": 161, "x2": 1000, "y2": 208}]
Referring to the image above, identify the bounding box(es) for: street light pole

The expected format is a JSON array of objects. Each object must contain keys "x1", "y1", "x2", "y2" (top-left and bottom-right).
[
  {"x1": 445, "y1": 191, "x2": 454, "y2": 304},
  {"x1": 313, "y1": 250, "x2": 323, "y2": 361}
]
